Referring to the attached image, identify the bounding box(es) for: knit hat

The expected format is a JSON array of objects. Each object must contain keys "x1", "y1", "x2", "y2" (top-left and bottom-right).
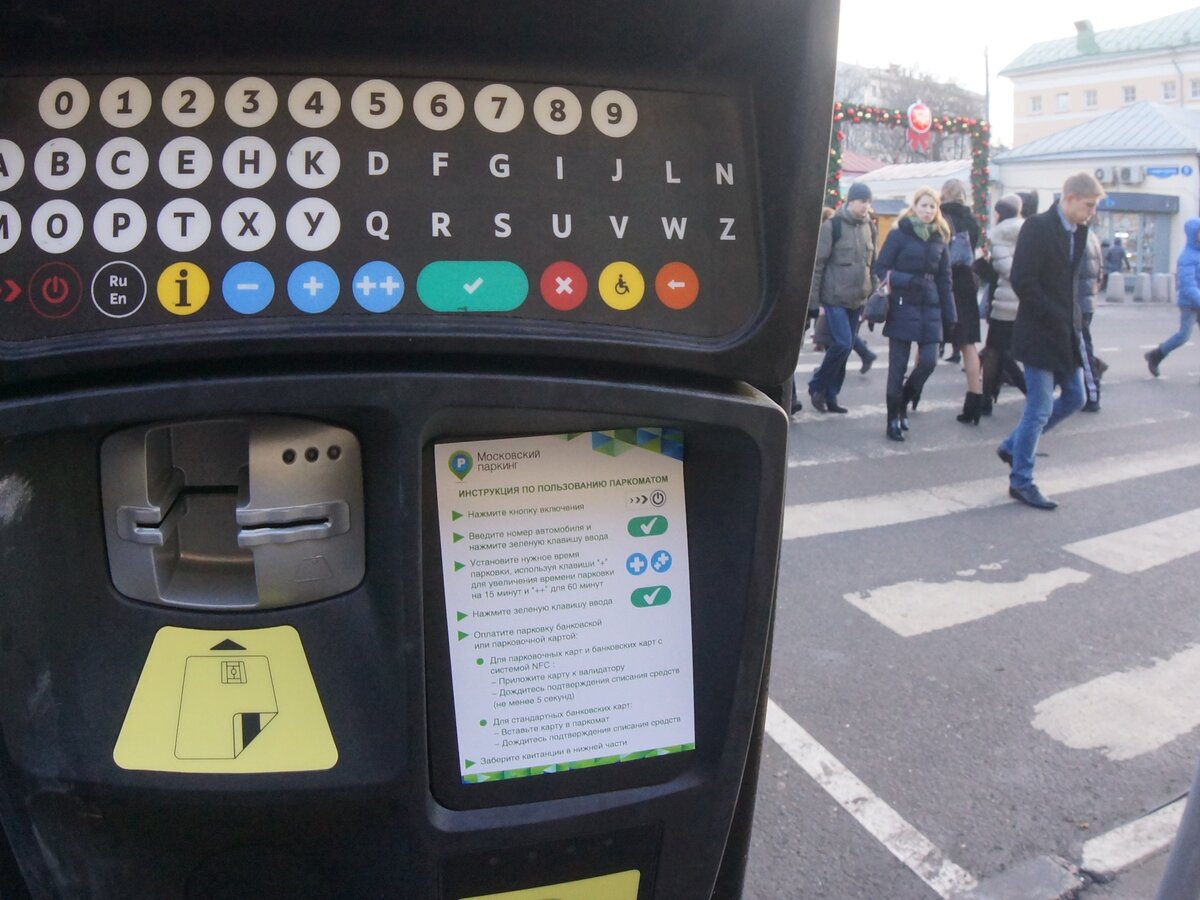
[
  {"x1": 995, "y1": 193, "x2": 1022, "y2": 221},
  {"x1": 846, "y1": 182, "x2": 872, "y2": 203}
]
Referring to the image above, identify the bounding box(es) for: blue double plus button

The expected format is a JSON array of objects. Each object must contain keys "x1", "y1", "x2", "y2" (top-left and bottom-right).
[{"x1": 417, "y1": 261, "x2": 527, "y2": 312}]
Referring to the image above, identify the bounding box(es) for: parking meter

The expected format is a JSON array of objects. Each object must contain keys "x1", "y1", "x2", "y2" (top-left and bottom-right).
[{"x1": 0, "y1": 1, "x2": 838, "y2": 897}]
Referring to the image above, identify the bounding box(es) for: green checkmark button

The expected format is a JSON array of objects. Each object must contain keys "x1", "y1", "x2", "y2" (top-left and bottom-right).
[
  {"x1": 631, "y1": 585, "x2": 671, "y2": 608},
  {"x1": 628, "y1": 515, "x2": 668, "y2": 537}
]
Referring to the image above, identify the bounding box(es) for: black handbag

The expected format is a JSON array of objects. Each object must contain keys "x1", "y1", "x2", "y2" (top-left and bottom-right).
[{"x1": 863, "y1": 272, "x2": 890, "y2": 324}]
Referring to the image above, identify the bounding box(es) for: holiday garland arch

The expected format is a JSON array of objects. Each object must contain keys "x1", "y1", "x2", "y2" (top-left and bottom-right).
[{"x1": 826, "y1": 102, "x2": 992, "y2": 227}]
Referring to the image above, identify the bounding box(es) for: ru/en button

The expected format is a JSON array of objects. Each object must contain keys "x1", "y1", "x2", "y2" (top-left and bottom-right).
[{"x1": 417, "y1": 261, "x2": 527, "y2": 312}]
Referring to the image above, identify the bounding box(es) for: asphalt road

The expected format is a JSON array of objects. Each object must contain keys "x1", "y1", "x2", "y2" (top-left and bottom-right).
[{"x1": 743, "y1": 302, "x2": 1200, "y2": 900}]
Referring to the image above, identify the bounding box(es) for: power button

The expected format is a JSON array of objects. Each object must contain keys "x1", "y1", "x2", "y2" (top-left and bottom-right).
[{"x1": 28, "y1": 262, "x2": 82, "y2": 320}]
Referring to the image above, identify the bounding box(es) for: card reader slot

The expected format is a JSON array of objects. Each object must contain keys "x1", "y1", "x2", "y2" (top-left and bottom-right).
[{"x1": 101, "y1": 417, "x2": 364, "y2": 609}]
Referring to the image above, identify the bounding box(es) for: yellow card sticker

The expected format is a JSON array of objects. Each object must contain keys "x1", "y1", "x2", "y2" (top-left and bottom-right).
[
  {"x1": 461, "y1": 870, "x2": 640, "y2": 900},
  {"x1": 113, "y1": 626, "x2": 337, "y2": 774}
]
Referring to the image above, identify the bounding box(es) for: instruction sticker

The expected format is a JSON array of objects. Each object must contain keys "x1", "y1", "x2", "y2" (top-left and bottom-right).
[
  {"x1": 434, "y1": 429, "x2": 695, "y2": 783},
  {"x1": 113, "y1": 626, "x2": 337, "y2": 774}
]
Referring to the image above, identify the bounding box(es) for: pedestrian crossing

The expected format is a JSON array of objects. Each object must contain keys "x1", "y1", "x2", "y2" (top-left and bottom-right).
[{"x1": 757, "y1": 328, "x2": 1200, "y2": 898}]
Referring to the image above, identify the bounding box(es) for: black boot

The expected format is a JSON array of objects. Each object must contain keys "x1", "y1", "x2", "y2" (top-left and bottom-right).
[
  {"x1": 956, "y1": 392, "x2": 983, "y2": 425},
  {"x1": 1146, "y1": 347, "x2": 1165, "y2": 377},
  {"x1": 886, "y1": 395, "x2": 905, "y2": 441}
]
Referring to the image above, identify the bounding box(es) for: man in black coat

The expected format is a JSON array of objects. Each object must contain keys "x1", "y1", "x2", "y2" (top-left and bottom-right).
[{"x1": 997, "y1": 172, "x2": 1105, "y2": 509}]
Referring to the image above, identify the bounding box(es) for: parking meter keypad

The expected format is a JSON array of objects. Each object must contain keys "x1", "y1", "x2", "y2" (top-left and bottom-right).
[{"x1": 0, "y1": 76, "x2": 758, "y2": 342}]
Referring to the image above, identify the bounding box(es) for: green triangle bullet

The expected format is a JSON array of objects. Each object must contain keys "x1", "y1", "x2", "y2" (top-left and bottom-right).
[
  {"x1": 465, "y1": 759, "x2": 475, "y2": 768},
  {"x1": 452, "y1": 510, "x2": 463, "y2": 521},
  {"x1": 453, "y1": 532, "x2": 464, "y2": 543},
  {"x1": 457, "y1": 611, "x2": 467, "y2": 621},
  {"x1": 458, "y1": 631, "x2": 468, "y2": 641},
  {"x1": 454, "y1": 561, "x2": 465, "y2": 571}
]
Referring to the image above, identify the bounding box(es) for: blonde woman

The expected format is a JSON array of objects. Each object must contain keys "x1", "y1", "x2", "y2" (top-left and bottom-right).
[{"x1": 873, "y1": 186, "x2": 956, "y2": 441}]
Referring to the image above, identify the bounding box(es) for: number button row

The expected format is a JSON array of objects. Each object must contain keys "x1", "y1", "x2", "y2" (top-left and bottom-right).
[{"x1": 36, "y1": 77, "x2": 637, "y2": 137}]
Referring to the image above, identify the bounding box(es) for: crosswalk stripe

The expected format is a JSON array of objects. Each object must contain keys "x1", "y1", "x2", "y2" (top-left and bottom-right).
[
  {"x1": 764, "y1": 700, "x2": 978, "y2": 898},
  {"x1": 1032, "y1": 644, "x2": 1200, "y2": 761},
  {"x1": 784, "y1": 445, "x2": 1200, "y2": 540},
  {"x1": 1063, "y1": 508, "x2": 1200, "y2": 573},
  {"x1": 1081, "y1": 798, "x2": 1187, "y2": 879},
  {"x1": 844, "y1": 568, "x2": 1091, "y2": 637}
]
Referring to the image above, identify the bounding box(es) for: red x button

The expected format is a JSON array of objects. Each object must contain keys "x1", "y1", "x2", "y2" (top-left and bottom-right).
[{"x1": 540, "y1": 261, "x2": 587, "y2": 311}]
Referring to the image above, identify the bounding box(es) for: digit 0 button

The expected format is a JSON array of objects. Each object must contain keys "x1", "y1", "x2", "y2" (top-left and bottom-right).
[
  {"x1": 655, "y1": 262, "x2": 699, "y2": 309},
  {"x1": 39, "y1": 78, "x2": 89, "y2": 129},
  {"x1": 598, "y1": 262, "x2": 644, "y2": 310},
  {"x1": 417, "y1": 262, "x2": 527, "y2": 312}
]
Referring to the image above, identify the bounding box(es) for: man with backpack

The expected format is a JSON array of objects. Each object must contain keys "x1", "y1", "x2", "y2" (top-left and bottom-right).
[{"x1": 804, "y1": 182, "x2": 877, "y2": 413}]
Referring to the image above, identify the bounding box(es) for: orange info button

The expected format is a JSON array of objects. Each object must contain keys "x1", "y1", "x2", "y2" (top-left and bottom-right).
[
  {"x1": 655, "y1": 261, "x2": 698, "y2": 309},
  {"x1": 461, "y1": 870, "x2": 640, "y2": 900}
]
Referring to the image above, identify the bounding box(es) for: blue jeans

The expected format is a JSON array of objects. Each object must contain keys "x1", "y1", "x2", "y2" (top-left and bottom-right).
[
  {"x1": 809, "y1": 305, "x2": 860, "y2": 401},
  {"x1": 1160, "y1": 306, "x2": 1200, "y2": 356},
  {"x1": 1000, "y1": 365, "x2": 1084, "y2": 490}
]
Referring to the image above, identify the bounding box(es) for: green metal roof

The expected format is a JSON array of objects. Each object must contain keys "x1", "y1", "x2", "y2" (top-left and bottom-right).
[
  {"x1": 1000, "y1": 7, "x2": 1200, "y2": 74},
  {"x1": 994, "y1": 101, "x2": 1200, "y2": 161}
]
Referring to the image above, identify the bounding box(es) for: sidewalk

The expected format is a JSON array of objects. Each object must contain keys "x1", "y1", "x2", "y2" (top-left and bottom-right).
[{"x1": 1085, "y1": 849, "x2": 1169, "y2": 899}]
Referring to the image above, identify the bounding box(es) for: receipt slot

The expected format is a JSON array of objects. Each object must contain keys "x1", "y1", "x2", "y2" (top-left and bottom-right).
[{"x1": 0, "y1": 1, "x2": 838, "y2": 897}]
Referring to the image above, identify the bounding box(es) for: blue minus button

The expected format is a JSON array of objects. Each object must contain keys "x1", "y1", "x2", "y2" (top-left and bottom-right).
[{"x1": 417, "y1": 261, "x2": 528, "y2": 312}]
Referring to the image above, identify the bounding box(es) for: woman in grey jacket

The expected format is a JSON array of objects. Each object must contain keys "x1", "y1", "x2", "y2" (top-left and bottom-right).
[{"x1": 980, "y1": 194, "x2": 1027, "y2": 415}]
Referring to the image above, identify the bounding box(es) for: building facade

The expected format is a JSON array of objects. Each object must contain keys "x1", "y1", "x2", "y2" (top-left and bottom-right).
[
  {"x1": 1001, "y1": 9, "x2": 1200, "y2": 146},
  {"x1": 994, "y1": 103, "x2": 1200, "y2": 276}
]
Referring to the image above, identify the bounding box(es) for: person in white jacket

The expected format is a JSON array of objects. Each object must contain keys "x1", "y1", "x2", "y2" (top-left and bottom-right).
[{"x1": 979, "y1": 193, "x2": 1027, "y2": 415}]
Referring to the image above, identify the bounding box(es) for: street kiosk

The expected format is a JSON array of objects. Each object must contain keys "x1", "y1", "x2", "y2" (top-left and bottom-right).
[{"x1": 0, "y1": 1, "x2": 838, "y2": 896}]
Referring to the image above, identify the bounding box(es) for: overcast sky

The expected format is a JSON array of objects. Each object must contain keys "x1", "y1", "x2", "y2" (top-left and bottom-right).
[{"x1": 835, "y1": 1, "x2": 1193, "y2": 146}]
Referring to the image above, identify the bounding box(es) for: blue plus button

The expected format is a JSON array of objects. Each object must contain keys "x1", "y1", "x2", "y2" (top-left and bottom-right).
[
  {"x1": 650, "y1": 550, "x2": 673, "y2": 573},
  {"x1": 288, "y1": 261, "x2": 339, "y2": 313},
  {"x1": 352, "y1": 261, "x2": 404, "y2": 313},
  {"x1": 625, "y1": 553, "x2": 648, "y2": 576},
  {"x1": 417, "y1": 261, "x2": 528, "y2": 312},
  {"x1": 222, "y1": 261, "x2": 274, "y2": 315}
]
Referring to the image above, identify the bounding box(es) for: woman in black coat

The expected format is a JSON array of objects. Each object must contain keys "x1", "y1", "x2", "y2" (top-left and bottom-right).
[
  {"x1": 939, "y1": 179, "x2": 984, "y2": 424},
  {"x1": 874, "y1": 186, "x2": 956, "y2": 441}
]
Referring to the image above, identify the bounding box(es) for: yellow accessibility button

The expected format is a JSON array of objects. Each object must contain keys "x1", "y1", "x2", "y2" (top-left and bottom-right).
[
  {"x1": 157, "y1": 262, "x2": 209, "y2": 315},
  {"x1": 461, "y1": 870, "x2": 640, "y2": 900},
  {"x1": 598, "y1": 261, "x2": 644, "y2": 310},
  {"x1": 113, "y1": 625, "x2": 337, "y2": 774}
]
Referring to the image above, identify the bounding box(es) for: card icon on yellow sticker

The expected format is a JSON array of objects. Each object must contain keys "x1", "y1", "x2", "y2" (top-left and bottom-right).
[
  {"x1": 114, "y1": 626, "x2": 337, "y2": 774},
  {"x1": 460, "y1": 869, "x2": 640, "y2": 900}
]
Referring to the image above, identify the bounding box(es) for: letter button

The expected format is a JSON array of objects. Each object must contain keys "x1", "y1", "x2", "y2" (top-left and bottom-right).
[{"x1": 417, "y1": 262, "x2": 527, "y2": 312}]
